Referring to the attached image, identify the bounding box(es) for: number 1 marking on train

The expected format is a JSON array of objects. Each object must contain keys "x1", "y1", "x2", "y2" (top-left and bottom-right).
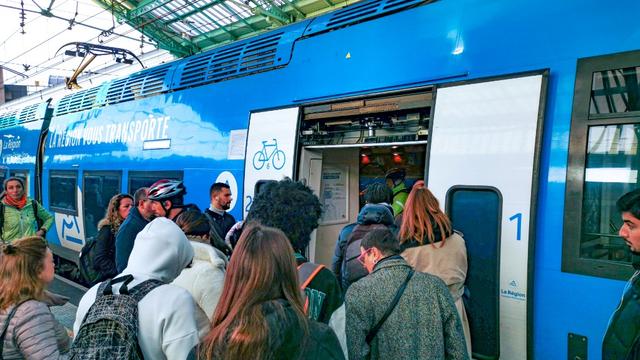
[{"x1": 509, "y1": 213, "x2": 522, "y2": 241}]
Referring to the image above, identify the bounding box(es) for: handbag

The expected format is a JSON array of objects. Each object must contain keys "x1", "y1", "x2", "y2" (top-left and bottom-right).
[{"x1": 365, "y1": 269, "x2": 414, "y2": 345}]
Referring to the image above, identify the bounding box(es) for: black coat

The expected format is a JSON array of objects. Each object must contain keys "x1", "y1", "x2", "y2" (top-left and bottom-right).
[
  {"x1": 204, "y1": 208, "x2": 236, "y2": 241},
  {"x1": 332, "y1": 203, "x2": 397, "y2": 292},
  {"x1": 115, "y1": 207, "x2": 149, "y2": 272},
  {"x1": 603, "y1": 270, "x2": 640, "y2": 359},
  {"x1": 93, "y1": 225, "x2": 118, "y2": 282},
  {"x1": 187, "y1": 299, "x2": 345, "y2": 360}
]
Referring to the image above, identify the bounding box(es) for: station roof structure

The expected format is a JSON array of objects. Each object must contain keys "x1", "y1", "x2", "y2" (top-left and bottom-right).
[{"x1": 92, "y1": 0, "x2": 352, "y2": 57}]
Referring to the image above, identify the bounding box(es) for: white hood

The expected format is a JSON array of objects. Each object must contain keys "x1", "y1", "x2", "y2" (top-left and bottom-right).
[{"x1": 123, "y1": 217, "x2": 194, "y2": 282}]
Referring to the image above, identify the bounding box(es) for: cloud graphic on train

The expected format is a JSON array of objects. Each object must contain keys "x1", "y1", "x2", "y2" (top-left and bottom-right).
[{"x1": 48, "y1": 101, "x2": 230, "y2": 161}]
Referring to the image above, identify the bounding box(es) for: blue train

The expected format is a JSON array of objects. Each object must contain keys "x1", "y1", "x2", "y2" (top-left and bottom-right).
[{"x1": 0, "y1": 0, "x2": 638, "y2": 358}]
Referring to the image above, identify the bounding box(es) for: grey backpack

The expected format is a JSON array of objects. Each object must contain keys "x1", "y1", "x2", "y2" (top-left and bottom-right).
[{"x1": 68, "y1": 275, "x2": 163, "y2": 360}]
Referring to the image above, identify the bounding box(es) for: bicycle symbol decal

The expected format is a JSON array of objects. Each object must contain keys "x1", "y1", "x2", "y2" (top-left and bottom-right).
[{"x1": 253, "y1": 138, "x2": 286, "y2": 170}]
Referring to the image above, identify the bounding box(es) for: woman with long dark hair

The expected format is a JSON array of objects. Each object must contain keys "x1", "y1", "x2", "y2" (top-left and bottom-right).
[
  {"x1": 398, "y1": 187, "x2": 472, "y2": 354},
  {"x1": 0, "y1": 236, "x2": 70, "y2": 359},
  {"x1": 191, "y1": 223, "x2": 344, "y2": 360},
  {"x1": 93, "y1": 193, "x2": 133, "y2": 282}
]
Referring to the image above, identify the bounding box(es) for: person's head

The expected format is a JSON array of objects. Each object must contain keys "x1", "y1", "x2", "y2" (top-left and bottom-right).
[
  {"x1": 246, "y1": 179, "x2": 322, "y2": 253},
  {"x1": 126, "y1": 218, "x2": 194, "y2": 282},
  {"x1": 98, "y1": 193, "x2": 133, "y2": 231},
  {"x1": 3, "y1": 177, "x2": 25, "y2": 201},
  {"x1": 617, "y1": 189, "x2": 640, "y2": 254},
  {"x1": 175, "y1": 209, "x2": 210, "y2": 244},
  {"x1": 0, "y1": 236, "x2": 53, "y2": 310},
  {"x1": 385, "y1": 168, "x2": 406, "y2": 188},
  {"x1": 210, "y1": 182, "x2": 232, "y2": 211},
  {"x1": 358, "y1": 228, "x2": 400, "y2": 273},
  {"x1": 364, "y1": 182, "x2": 393, "y2": 204},
  {"x1": 399, "y1": 187, "x2": 452, "y2": 247},
  {"x1": 134, "y1": 187, "x2": 154, "y2": 220},
  {"x1": 148, "y1": 179, "x2": 187, "y2": 219},
  {"x1": 200, "y1": 223, "x2": 306, "y2": 359}
]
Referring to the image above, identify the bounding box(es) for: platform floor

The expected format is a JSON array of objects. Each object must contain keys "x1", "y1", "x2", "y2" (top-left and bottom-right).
[{"x1": 50, "y1": 302, "x2": 78, "y2": 330}]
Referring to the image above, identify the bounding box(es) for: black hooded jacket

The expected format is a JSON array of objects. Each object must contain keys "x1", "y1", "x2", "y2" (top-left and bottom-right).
[{"x1": 332, "y1": 203, "x2": 397, "y2": 292}]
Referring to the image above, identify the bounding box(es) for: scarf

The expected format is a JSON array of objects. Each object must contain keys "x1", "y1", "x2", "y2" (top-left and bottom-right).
[{"x1": 3, "y1": 194, "x2": 27, "y2": 209}]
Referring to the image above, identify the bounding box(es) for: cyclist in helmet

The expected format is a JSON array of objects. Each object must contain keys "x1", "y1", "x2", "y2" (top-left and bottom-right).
[
  {"x1": 385, "y1": 168, "x2": 408, "y2": 217},
  {"x1": 148, "y1": 179, "x2": 199, "y2": 221}
]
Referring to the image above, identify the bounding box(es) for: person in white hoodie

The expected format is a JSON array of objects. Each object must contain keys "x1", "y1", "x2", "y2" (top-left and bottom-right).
[
  {"x1": 73, "y1": 217, "x2": 199, "y2": 360},
  {"x1": 172, "y1": 209, "x2": 226, "y2": 338}
]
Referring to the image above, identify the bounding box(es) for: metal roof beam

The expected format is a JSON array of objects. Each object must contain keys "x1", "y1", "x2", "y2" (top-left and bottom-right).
[
  {"x1": 164, "y1": 0, "x2": 226, "y2": 25},
  {"x1": 92, "y1": 0, "x2": 196, "y2": 56},
  {"x1": 250, "y1": 0, "x2": 290, "y2": 24},
  {"x1": 127, "y1": 0, "x2": 174, "y2": 19}
]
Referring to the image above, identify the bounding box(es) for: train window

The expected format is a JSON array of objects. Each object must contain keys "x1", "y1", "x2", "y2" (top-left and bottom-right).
[
  {"x1": 0, "y1": 170, "x2": 6, "y2": 189},
  {"x1": 564, "y1": 50, "x2": 640, "y2": 280},
  {"x1": 127, "y1": 171, "x2": 183, "y2": 194},
  {"x1": 446, "y1": 186, "x2": 501, "y2": 360},
  {"x1": 83, "y1": 172, "x2": 122, "y2": 239},
  {"x1": 590, "y1": 66, "x2": 640, "y2": 116},
  {"x1": 49, "y1": 171, "x2": 78, "y2": 215}
]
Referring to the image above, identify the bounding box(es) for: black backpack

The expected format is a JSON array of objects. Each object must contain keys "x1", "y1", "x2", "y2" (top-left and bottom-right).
[
  {"x1": 68, "y1": 275, "x2": 163, "y2": 360},
  {"x1": 343, "y1": 223, "x2": 389, "y2": 286},
  {"x1": 78, "y1": 236, "x2": 101, "y2": 286}
]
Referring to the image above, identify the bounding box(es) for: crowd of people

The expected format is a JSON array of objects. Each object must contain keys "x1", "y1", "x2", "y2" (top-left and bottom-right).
[{"x1": 0, "y1": 174, "x2": 639, "y2": 359}]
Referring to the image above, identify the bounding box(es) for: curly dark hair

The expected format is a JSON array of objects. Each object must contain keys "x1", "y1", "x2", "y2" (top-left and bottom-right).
[{"x1": 246, "y1": 179, "x2": 322, "y2": 252}]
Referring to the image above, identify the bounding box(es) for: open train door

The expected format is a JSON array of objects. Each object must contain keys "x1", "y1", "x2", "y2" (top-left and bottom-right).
[
  {"x1": 243, "y1": 107, "x2": 300, "y2": 218},
  {"x1": 427, "y1": 73, "x2": 547, "y2": 359}
]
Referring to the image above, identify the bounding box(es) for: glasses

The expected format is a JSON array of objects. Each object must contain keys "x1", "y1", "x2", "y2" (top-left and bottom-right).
[{"x1": 357, "y1": 248, "x2": 372, "y2": 265}]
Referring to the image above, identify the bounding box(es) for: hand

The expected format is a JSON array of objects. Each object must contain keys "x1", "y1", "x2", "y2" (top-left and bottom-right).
[{"x1": 36, "y1": 229, "x2": 46, "y2": 237}]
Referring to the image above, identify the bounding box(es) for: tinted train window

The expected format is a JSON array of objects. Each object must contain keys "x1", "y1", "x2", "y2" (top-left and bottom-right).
[
  {"x1": 590, "y1": 66, "x2": 640, "y2": 116},
  {"x1": 128, "y1": 171, "x2": 183, "y2": 194},
  {"x1": 447, "y1": 187, "x2": 501, "y2": 360},
  {"x1": 0, "y1": 170, "x2": 6, "y2": 189},
  {"x1": 564, "y1": 50, "x2": 640, "y2": 280},
  {"x1": 83, "y1": 172, "x2": 121, "y2": 239},
  {"x1": 50, "y1": 171, "x2": 78, "y2": 214}
]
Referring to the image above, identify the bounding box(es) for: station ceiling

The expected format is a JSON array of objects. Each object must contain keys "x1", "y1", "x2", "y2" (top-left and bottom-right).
[{"x1": 93, "y1": 0, "x2": 352, "y2": 57}]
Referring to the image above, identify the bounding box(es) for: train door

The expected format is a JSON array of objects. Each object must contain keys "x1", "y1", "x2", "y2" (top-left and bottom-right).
[{"x1": 428, "y1": 73, "x2": 547, "y2": 359}]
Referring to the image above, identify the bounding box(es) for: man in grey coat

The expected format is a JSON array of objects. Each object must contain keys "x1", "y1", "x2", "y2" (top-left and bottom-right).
[{"x1": 345, "y1": 229, "x2": 468, "y2": 360}]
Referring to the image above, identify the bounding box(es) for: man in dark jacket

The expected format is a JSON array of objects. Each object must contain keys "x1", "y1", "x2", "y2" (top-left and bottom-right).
[
  {"x1": 246, "y1": 178, "x2": 343, "y2": 324},
  {"x1": 204, "y1": 182, "x2": 236, "y2": 243},
  {"x1": 115, "y1": 187, "x2": 153, "y2": 272},
  {"x1": 346, "y1": 229, "x2": 468, "y2": 360},
  {"x1": 332, "y1": 182, "x2": 396, "y2": 292},
  {"x1": 603, "y1": 189, "x2": 640, "y2": 359}
]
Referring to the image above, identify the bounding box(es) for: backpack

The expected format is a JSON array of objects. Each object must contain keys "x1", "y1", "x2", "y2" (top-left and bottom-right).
[
  {"x1": 0, "y1": 200, "x2": 42, "y2": 243},
  {"x1": 68, "y1": 275, "x2": 163, "y2": 360},
  {"x1": 298, "y1": 262, "x2": 326, "y2": 321},
  {"x1": 343, "y1": 223, "x2": 389, "y2": 286},
  {"x1": 78, "y1": 236, "x2": 101, "y2": 286}
]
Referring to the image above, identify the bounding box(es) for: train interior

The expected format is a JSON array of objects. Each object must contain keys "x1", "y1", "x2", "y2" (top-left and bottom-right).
[
  {"x1": 296, "y1": 90, "x2": 432, "y2": 264},
  {"x1": 302, "y1": 145, "x2": 426, "y2": 265}
]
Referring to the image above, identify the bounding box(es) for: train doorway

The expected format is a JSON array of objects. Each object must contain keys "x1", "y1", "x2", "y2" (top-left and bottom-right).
[
  {"x1": 298, "y1": 144, "x2": 426, "y2": 265},
  {"x1": 296, "y1": 89, "x2": 433, "y2": 263}
]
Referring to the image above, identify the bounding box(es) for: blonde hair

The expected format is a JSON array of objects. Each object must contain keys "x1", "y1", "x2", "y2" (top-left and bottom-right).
[
  {"x1": 0, "y1": 236, "x2": 48, "y2": 310},
  {"x1": 98, "y1": 193, "x2": 133, "y2": 233}
]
